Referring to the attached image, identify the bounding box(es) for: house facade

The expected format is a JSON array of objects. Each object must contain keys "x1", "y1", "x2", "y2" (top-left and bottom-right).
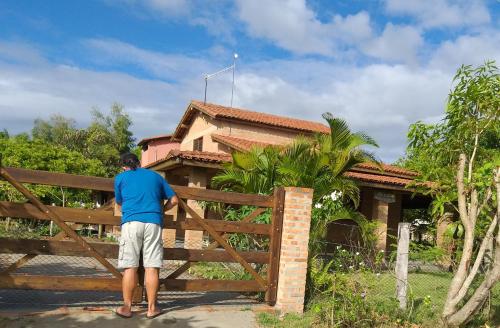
[{"x1": 140, "y1": 100, "x2": 430, "y2": 251}]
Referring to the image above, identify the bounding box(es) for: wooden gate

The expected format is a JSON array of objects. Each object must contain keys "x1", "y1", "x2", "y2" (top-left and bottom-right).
[{"x1": 0, "y1": 165, "x2": 285, "y2": 305}]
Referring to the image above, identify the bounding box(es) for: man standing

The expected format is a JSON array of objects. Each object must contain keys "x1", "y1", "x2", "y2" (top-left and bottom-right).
[{"x1": 114, "y1": 153, "x2": 178, "y2": 319}]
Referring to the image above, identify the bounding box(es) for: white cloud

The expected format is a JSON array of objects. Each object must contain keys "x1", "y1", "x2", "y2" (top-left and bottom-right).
[
  {"x1": 108, "y1": 0, "x2": 190, "y2": 17},
  {"x1": 0, "y1": 51, "x2": 196, "y2": 141},
  {"x1": 0, "y1": 41, "x2": 47, "y2": 65},
  {"x1": 430, "y1": 32, "x2": 500, "y2": 72},
  {"x1": 235, "y1": 0, "x2": 372, "y2": 56},
  {"x1": 228, "y1": 64, "x2": 450, "y2": 162},
  {"x1": 2, "y1": 29, "x2": 498, "y2": 162},
  {"x1": 362, "y1": 23, "x2": 423, "y2": 65},
  {"x1": 84, "y1": 38, "x2": 212, "y2": 80},
  {"x1": 385, "y1": 0, "x2": 491, "y2": 29}
]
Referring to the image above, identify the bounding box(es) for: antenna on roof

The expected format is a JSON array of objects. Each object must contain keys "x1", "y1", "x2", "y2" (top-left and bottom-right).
[{"x1": 203, "y1": 53, "x2": 238, "y2": 108}]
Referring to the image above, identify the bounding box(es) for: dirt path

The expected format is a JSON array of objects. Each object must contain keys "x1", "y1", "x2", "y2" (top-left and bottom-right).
[{"x1": 0, "y1": 305, "x2": 267, "y2": 328}]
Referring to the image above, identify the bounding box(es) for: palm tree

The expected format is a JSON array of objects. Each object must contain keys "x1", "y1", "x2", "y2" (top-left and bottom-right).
[
  {"x1": 214, "y1": 113, "x2": 378, "y2": 243},
  {"x1": 213, "y1": 113, "x2": 380, "y2": 297},
  {"x1": 212, "y1": 146, "x2": 281, "y2": 195},
  {"x1": 212, "y1": 112, "x2": 379, "y2": 205}
]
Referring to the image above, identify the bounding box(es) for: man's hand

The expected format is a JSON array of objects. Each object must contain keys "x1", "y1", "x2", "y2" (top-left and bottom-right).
[{"x1": 164, "y1": 195, "x2": 179, "y2": 212}]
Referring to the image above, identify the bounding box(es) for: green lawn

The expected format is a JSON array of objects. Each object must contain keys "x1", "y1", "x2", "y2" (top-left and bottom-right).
[
  {"x1": 259, "y1": 271, "x2": 500, "y2": 327},
  {"x1": 356, "y1": 272, "x2": 453, "y2": 322}
]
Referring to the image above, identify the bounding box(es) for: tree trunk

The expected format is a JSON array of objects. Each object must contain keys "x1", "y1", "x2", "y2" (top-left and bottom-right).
[
  {"x1": 443, "y1": 155, "x2": 475, "y2": 318},
  {"x1": 446, "y1": 229, "x2": 500, "y2": 327},
  {"x1": 442, "y1": 160, "x2": 500, "y2": 326}
]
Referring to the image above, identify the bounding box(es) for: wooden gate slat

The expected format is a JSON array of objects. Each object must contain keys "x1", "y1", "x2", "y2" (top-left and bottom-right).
[
  {"x1": 0, "y1": 167, "x2": 122, "y2": 279},
  {"x1": 0, "y1": 275, "x2": 122, "y2": 291},
  {"x1": 0, "y1": 238, "x2": 270, "y2": 263},
  {"x1": 1, "y1": 166, "x2": 274, "y2": 207},
  {"x1": 177, "y1": 198, "x2": 267, "y2": 288},
  {"x1": 161, "y1": 279, "x2": 266, "y2": 292},
  {"x1": 0, "y1": 202, "x2": 268, "y2": 234},
  {"x1": 166, "y1": 207, "x2": 267, "y2": 279},
  {"x1": 0, "y1": 215, "x2": 79, "y2": 275}
]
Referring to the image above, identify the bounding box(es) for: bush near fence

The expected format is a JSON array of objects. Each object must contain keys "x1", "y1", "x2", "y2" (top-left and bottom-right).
[{"x1": 259, "y1": 221, "x2": 500, "y2": 328}]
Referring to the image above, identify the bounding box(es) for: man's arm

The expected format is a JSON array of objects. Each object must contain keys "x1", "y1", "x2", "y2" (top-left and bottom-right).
[
  {"x1": 164, "y1": 195, "x2": 179, "y2": 211},
  {"x1": 162, "y1": 178, "x2": 178, "y2": 211}
]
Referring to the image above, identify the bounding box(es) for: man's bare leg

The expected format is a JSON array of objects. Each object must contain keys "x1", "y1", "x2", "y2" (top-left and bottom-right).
[
  {"x1": 116, "y1": 267, "x2": 138, "y2": 317},
  {"x1": 145, "y1": 267, "x2": 160, "y2": 317}
]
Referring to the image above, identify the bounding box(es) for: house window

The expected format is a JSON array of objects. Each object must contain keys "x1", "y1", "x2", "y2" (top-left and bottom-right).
[{"x1": 193, "y1": 137, "x2": 203, "y2": 151}]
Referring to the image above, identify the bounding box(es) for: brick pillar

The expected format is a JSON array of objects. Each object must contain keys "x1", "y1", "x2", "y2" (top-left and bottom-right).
[
  {"x1": 184, "y1": 168, "x2": 206, "y2": 249},
  {"x1": 275, "y1": 187, "x2": 313, "y2": 314}
]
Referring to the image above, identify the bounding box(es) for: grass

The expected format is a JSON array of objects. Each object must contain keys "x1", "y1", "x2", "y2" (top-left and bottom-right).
[
  {"x1": 258, "y1": 271, "x2": 500, "y2": 328},
  {"x1": 356, "y1": 271, "x2": 453, "y2": 324},
  {"x1": 0, "y1": 219, "x2": 57, "y2": 239},
  {"x1": 188, "y1": 262, "x2": 253, "y2": 280}
]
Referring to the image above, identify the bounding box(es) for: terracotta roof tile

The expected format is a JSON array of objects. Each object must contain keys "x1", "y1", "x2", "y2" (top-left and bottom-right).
[
  {"x1": 352, "y1": 163, "x2": 419, "y2": 178},
  {"x1": 191, "y1": 100, "x2": 330, "y2": 134},
  {"x1": 344, "y1": 171, "x2": 414, "y2": 187},
  {"x1": 211, "y1": 134, "x2": 280, "y2": 152},
  {"x1": 167, "y1": 150, "x2": 232, "y2": 163},
  {"x1": 138, "y1": 134, "x2": 173, "y2": 146},
  {"x1": 145, "y1": 150, "x2": 232, "y2": 168}
]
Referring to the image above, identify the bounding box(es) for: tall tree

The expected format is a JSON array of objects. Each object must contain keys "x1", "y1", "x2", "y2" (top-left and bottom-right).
[
  {"x1": 441, "y1": 62, "x2": 499, "y2": 327},
  {"x1": 32, "y1": 115, "x2": 87, "y2": 152},
  {"x1": 30, "y1": 103, "x2": 135, "y2": 176},
  {"x1": 0, "y1": 134, "x2": 106, "y2": 205},
  {"x1": 403, "y1": 61, "x2": 499, "y2": 326},
  {"x1": 86, "y1": 103, "x2": 135, "y2": 175}
]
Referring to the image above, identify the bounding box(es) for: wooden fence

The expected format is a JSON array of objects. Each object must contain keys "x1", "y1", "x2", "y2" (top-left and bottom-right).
[{"x1": 0, "y1": 166, "x2": 285, "y2": 305}]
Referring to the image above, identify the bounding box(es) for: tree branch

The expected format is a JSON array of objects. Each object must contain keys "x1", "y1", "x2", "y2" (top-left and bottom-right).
[
  {"x1": 446, "y1": 167, "x2": 500, "y2": 326},
  {"x1": 445, "y1": 154, "x2": 473, "y2": 304},
  {"x1": 457, "y1": 154, "x2": 469, "y2": 227},
  {"x1": 478, "y1": 185, "x2": 493, "y2": 217},
  {"x1": 451, "y1": 213, "x2": 498, "y2": 305},
  {"x1": 467, "y1": 133, "x2": 479, "y2": 182}
]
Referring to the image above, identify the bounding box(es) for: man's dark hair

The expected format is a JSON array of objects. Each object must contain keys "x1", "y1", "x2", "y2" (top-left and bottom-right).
[{"x1": 120, "y1": 153, "x2": 140, "y2": 170}]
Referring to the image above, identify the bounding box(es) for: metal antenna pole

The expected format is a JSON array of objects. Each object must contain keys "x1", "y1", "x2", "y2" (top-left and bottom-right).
[
  {"x1": 230, "y1": 54, "x2": 237, "y2": 108},
  {"x1": 204, "y1": 76, "x2": 208, "y2": 104},
  {"x1": 203, "y1": 53, "x2": 238, "y2": 106}
]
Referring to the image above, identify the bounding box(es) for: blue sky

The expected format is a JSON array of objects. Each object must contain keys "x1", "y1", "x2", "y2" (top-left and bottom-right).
[{"x1": 0, "y1": 0, "x2": 499, "y2": 162}]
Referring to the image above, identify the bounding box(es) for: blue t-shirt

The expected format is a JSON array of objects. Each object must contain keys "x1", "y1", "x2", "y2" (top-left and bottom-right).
[{"x1": 114, "y1": 168, "x2": 175, "y2": 226}]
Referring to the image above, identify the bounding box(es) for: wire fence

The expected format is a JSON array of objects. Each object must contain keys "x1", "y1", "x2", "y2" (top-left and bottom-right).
[{"x1": 313, "y1": 221, "x2": 455, "y2": 319}]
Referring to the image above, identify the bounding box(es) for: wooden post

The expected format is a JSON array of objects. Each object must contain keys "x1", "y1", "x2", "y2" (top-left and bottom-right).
[
  {"x1": 265, "y1": 187, "x2": 285, "y2": 305},
  {"x1": 396, "y1": 222, "x2": 410, "y2": 310},
  {"x1": 98, "y1": 224, "x2": 103, "y2": 239}
]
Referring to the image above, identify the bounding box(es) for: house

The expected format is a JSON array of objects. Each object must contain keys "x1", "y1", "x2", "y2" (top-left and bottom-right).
[
  {"x1": 137, "y1": 134, "x2": 179, "y2": 167},
  {"x1": 139, "y1": 100, "x2": 431, "y2": 251}
]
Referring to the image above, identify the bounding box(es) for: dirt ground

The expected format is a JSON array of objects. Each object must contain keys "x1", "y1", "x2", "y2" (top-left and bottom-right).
[{"x1": 0, "y1": 304, "x2": 271, "y2": 328}]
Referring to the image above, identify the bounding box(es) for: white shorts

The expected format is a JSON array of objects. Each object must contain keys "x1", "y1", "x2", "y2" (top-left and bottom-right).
[{"x1": 118, "y1": 221, "x2": 163, "y2": 269}]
